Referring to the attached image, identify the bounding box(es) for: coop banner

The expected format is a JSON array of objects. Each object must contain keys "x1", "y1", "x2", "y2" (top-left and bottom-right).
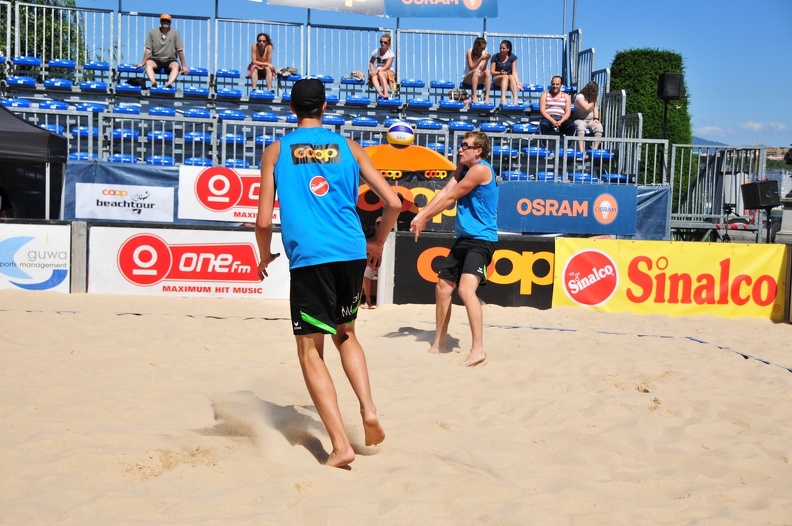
[
  {"x1": 87, "y1": 226, "x2": 290, "y2": 299},
  {"x1": 384, "y1": 0, "x2": 497, "y2": 18},
  {"x1": 177, "y1": 166, "x2": 280, "y2": 224},
  {"x1": 393, "y1": 232, "x2": 555, "y2": 308},
  {"x1": 552, "y1": 238, "x2": 788, "y2": 320},
  {"x1": 0, "y1": 222, "x2": 71, "y2": 293},
  {"x1": 497, "y1": 182, "x2": 637, "y2": 235}
]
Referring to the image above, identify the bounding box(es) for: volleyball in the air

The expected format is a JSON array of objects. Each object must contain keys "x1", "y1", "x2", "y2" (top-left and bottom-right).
[{"x1": 387, "y1": 121, "x2": 414, "y2": 147}]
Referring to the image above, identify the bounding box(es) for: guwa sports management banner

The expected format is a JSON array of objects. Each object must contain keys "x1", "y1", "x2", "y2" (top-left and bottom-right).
[
  {"x1": 552, "y1": 238, "x2": 789, "y2": 320},
  {"x1": 266, "y1": 0, "x2": 497, "y2": 17}
]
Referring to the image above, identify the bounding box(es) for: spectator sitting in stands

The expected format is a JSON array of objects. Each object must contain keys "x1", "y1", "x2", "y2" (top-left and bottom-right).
[
  {"x1": 461, "y1": 37, "x2": 491, "y2": 105},
  {"x1": 490, "y1": 40, "x2": 521, "y2": 106},
  {"x1": 573, "y1": 81, "x2": 603, "y2": 152},
  {"x1": 539, "y1": 75, "x2": 575, "y2": 143},
  {"x1": 135, "y1": 13, "x2": 189, "y2": 89},
  {"x1": 0, "y1": 184, "x2": 13, "y2": 218},
  {"x1": 368, "y1": 33, "x2": 395, "y2": 99},
  {"x1": 247, "y1": 32, "x2": 276, "y2": 92}
]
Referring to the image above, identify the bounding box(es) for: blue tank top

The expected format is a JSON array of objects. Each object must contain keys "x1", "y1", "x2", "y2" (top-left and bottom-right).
[
  {"x1": 274, "y1": 127, "x2": 366, "y2": 269},
  {"x1": 456, "y1": 159, "x2": 498, "y2": 242}
]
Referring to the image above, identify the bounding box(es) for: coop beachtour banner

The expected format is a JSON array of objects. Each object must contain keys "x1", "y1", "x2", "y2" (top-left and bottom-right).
[{"x1": 265, "y1": 0, "x2": 497, "y2": 18}]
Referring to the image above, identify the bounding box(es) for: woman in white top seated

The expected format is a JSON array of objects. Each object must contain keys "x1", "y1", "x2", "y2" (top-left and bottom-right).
[
  {"x1": 461, "y1": 37, "x2": 491, "y2": 104},
  {"x1": 368, "y1": 34, "x2": 395, "y2": 99}
]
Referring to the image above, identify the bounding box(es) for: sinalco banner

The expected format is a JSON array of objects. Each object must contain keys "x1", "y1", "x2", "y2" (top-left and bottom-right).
[{"x1": 553, "y1": 238, "x2": 789, "y2": 320}]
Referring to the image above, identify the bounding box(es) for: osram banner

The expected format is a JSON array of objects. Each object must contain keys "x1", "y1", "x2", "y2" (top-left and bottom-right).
[
  {"x1": 0, "y1": 222, "x2": 70, "y2": 293},
  {"x1": 384, "y1": 0, "x2": 497, "y2": 18},
  {"x1": 75, "y1": 183, "x2": 174, "y2": 222},
  {"x1": 553, "y1": 239, "x2": 788, "y2": 320},
  {"x1": 393, "y1": 232, "x2": 554, "y2": 308},
  {"x1": 87, "y1": 226, "x2": 289, "y2": 299},
  {"x1": 498, "y1": 182, "x2": 637, "y2": 235},
  {"x1": 178, "y1": 166, "x2": 280, "y2": 224}
]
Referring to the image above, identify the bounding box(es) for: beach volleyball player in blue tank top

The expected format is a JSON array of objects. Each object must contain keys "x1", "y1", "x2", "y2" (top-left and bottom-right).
[
  {"x1": 255, "y1": 78, "x2": 401, "y2": 468},
  {"x1": 410, "y1": 131, "x2": 498, "y2": 367}
]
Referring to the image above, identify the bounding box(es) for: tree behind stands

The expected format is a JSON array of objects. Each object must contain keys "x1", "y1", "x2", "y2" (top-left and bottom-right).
[{"x1": 610, "y1": 48, "x2": 692, "y2": 146}]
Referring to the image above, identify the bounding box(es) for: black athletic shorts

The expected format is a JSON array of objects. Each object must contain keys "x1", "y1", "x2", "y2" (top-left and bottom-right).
[
  {"x1": 437, "y1": 237, "x2": 496, "y2": 286},
  {"x1": 150, "y1": 58, "x2": 178, "y2": 72},
  {"x1": 289, "y1": 259, "x2": 366, "y2": 335}
]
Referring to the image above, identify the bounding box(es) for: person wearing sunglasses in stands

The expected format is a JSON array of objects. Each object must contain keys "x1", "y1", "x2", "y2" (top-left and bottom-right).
[
  {"x1": 135, "y1": 14, "x2": 189, "y2": 89},
  {"x1": 409, "y1": 132, "x2": 498, "y2": 368},
  {"x1": 368, "y1": 33, "x2": 395, "y2": 99},
  {"x1": 247, "y1": 32, "x2": 276, "y2": 92}
]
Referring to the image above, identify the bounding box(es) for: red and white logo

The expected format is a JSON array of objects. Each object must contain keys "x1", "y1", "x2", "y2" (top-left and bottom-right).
[
  {"x1": 593, "y1": 193, "x2": 617, "y2": 225},
  {"x1": 194, "y1": 167, "x2": 259, "y2": 212},
  {"x1": 562, "y1": 249, "x2": 619, "y2": 306},
  {"x1": 463, "y1": 0, "x2": 484, "y2": 11},
  {"x1": 117, "y1": 233, "x2": 260, "y2": 286},
  {"x1": 310, "y1": 176, "x2": 329, "y2": 197}
]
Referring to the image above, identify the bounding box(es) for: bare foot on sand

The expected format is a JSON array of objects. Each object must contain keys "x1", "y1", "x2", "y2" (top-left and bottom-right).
[
  {"x1": 463, "y1": 350, "x2": 486, "y2": 367},
  {"x1": 363, "y1": 415, "x2": 385, "y2": 446},
  {"x1": 326, "y1": 446, "x2": 355, "y2": 468},
  {"x1": 427, "y1": 344, "x2": 448, "y2": 355}
]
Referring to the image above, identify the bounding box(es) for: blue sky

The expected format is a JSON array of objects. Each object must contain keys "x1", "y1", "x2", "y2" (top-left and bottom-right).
[{"x1": 78, "y1": 0, "x2": 792, "y2": 147}]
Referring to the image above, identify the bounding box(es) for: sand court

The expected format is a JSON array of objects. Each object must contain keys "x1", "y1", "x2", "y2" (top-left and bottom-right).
[{"x1": 0, "y1": 289, "x2": 790, "y2": 524}]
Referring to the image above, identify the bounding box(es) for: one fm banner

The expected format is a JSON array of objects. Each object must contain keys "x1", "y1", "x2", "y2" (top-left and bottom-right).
[
  {"x1": 178, "y1": 166, "x2": 280, "y2": 224},
  {"x1": 553, "y1": 239, "x2": 789, "y2": 320},
  {"x1": 87, "y1": 226, "x2": 290, "y2": 299},
  {"x1": 0, "y1": 223, "x2": 71, "y2": 293}
]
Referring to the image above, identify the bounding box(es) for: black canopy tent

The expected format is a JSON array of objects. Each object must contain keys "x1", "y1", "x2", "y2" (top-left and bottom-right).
[{"x1": 0, "y1": 105, "x2": 68, "y2": 219}]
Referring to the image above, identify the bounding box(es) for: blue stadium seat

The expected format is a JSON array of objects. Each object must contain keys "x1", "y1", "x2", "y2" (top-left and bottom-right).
[
  {"x1": 39, "y1": 100, "x2": 69, "y2": 111},
  {"x1": 359, "y1": 139, "x2": 381, "y2": 147},
  {"x1": 112, "y1": 105, "x2": 141, "y2": 115},
  {"x1": 407, "y1": 98, "x2": 432, "y2": 109},
  {"x1": 523, "y1": 146, "x2": 550, "y2": 158},
  {"x1": 430, "y1": 80, "x2": 454, "y2": 89},
  {"x1": 512, "y1": 123, "x2": 538, "y2": 134},
  {"x1": 146, "y1": 155, "x2": 175, "y2": 166},
  {"x1": 249, "y1": 89, "x2": 275, "y2": 102},
  {"x1": 184, "y1": 157, "x2": 213, "y2": 166},
  {"x1": 322, "y1": 114, "x2": 345, "y2": 126},
  {"x1": 71, "y1": 126, "x2": 100, "y2": 138},
  {"x1": 383, "y1": 117, "x2": 401, "y2": 128},
  {"x1": 470, "y1": 101, "x2": 495, "y2": 111},
  {"x1": 449, "y1": 121, "x2": 475, "y2": 132},
  {"x1": 215, "y1": 68, "x2": 240, "y2": 79},
  {"x1": 216, "y1": 88, "x2": 242, "y2": 100},
  {"x1": 12, "y1": 56, "x2": 42, "y2": 67},
  {"x1": 149, "y1": 106, "x2": 176, "y2": 117},
  {"x1": 0, "y1": 98, "x2": 31, "y2": 108},
  {"x1": 5, "y1": 76, "x2": 37, "y2": 88},
  {"x1": 183, "y1": 86, "x2": 210, "y2": 98},
  {"x1": 185, "y1": 131, "x2": 212, "y2": 143},
  {"x1": 255, "y1": 135, "x2": 275, "y2": 146},
  {"x1": 252, "y1": 111, "x2": 279, "y2": 122},
  {"x1": 492, "y1": 145, "x2": 519, "y2": 159},
  {"x1": 600, "y1": 173, "x2": 630, "y2": 184},
  {"x1": 218, "y1": 109, "x2": 246, "y2": 120},
  {"x1": 224, "y1": 159, "x2": 250, "y2": 169},
  {"x1": 529, "y1": 102, "x2": 540, "y2": 112},
  {"x1": 568, "y1": 172, "x2": 598, "y2": 183},
  {"x1": 438, "y1": 99, "x2": 464, "y2": 110},
  {"x1": 502, "y1": 170, "x2": 528, "y2": 181},
  {"x1": 417, "y1": 119, "x2": 443, "y2": 130},
  {"x1": 40, "y1": 124, "x2": 65, "y2": 135},
  {"x1": 150, "y1": 85, "x2": 176, "y2": 96},
  {"x1": 281, "y1": 90, "x2": 292, "y2": 102},
  {"x1": 523, "y1": 84, "x2": 543, "y2": 93},
  {"x1": 377, "y1": 98, "x2": 402, "y2": 108},
  {"x1": 68, "y1": 152, "x2": 98, "y2": 161},
  {"x1": 501, "y1": 102, "x2": 527, "y2": 112},
  {"x1": 79, "y1": 81, "x2": 108, "y2": 92},
  {"x1": 558, "y1": 148, "x2": 584, "y2": 160},
  {"x1": 480, "y1": 122, "x2": 507, "y2": 133},
  {"x1": 117, "y1": 63, "x2": 142, "y2": 73},
  {"x1": 286, "y1": 114, "x2": 297, "y2": 123},
  {"x1": 184, "y1": 108, "x2": 211, "y2": 119},
  {"x1": 536, "y1": 171, "x2": 560, "y2": 181},
  {"x1": 43, "y1": 78, "x2": 73, "y2": 89},
  {"x1": 345, "y1": 95, "x2": 371, "y2": 106},
  {"x1": 188, "y1": 67, "x2": 209, "y2": 77},
  {"x1": 108, "y1": 153, "x2": 137, "y2": 164},
  {"x1": 47, "y1": 58, "x2": 75, "y2": 69},
  {"x1": 83, "y1": 60, "x2": 110, "y2": 72},
  {"x1": 111, "y1": 128, "x2": 140, "y2": 140},
  {"x1": 589, "y1": 149, "x2": 615, "y2": 159},
  {"x1": 115, "y1": 83, "x2": 142, "y2": 95},
  {"x1": 351, "y1": 116, "x2": 378, "y2": 127},
  {"x1": 223, "y1": 133, "x2": 246, "y2": 145},
  {"x1": 427, "y1": 142, "x2": 447, "y2": 155},
  {"x1": 326, "y1": 93, "x2": 340, "y2": 105},
  {"x1": 147, "y1": 130, "x2": 174, "y2": 142}
]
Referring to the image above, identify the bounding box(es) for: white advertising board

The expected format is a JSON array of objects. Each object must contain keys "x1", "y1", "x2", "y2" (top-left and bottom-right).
[
  {"x1": 88, "y1": 226, "x2": 289, "y2": 299},
  {"x1": 75, "y1": 183, "x2": 175, "y2": 222},
  {"x1": 0, "y1": 223, "x2": 71, "y2": 293},
  {"x1": 177, "y1": 166, "x2": 280, "y2": 224}
]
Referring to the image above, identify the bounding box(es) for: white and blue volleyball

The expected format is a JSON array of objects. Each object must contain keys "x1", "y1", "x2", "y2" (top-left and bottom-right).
[{"x1": 387, "y1": 121, "x2": 414, "y2": 147}]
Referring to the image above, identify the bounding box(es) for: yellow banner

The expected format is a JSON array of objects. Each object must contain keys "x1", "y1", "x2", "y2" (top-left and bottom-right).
[{"x1": 553, "y1": 239, "x2": 789, "y2": 320}]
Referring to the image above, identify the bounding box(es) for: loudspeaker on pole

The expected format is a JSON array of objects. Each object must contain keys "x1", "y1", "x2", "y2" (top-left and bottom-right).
[
  {"x1": 741, "y1": 180, "x2": 781, "y2": 209},
  {"x1": 657, "y1": 72, "x2": 683, "y2": 101}
]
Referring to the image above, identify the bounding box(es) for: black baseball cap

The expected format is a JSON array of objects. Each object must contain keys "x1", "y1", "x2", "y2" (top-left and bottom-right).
[{"x1": 291, "y1": 78, "x2": 325, "y2": 111}]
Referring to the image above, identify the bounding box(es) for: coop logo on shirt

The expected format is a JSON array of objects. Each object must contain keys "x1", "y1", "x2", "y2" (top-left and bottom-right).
[
  {"x1": 291, "y1": 144, "x2": 340, "y2": 165},
  {"x1": 117, "y1": 233, "x2": 260, "y2": 286},
  {"x1": 194, "y1": 167, "x2": 260, "y2": 212},
  {"x1": 310, "y1": 176, "x2": 330, "y2": 197},
  {"x1": 561, "y1": 249, "x2": 619, "y2": 307}
]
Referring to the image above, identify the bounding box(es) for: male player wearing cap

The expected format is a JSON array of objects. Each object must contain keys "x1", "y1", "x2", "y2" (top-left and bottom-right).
[
  {"x1": 135, "y1": 14, "x2": 189, "y2": 88},
  {"x1": 255, "y1": 78, "x2": 401, "y2": 468}
]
